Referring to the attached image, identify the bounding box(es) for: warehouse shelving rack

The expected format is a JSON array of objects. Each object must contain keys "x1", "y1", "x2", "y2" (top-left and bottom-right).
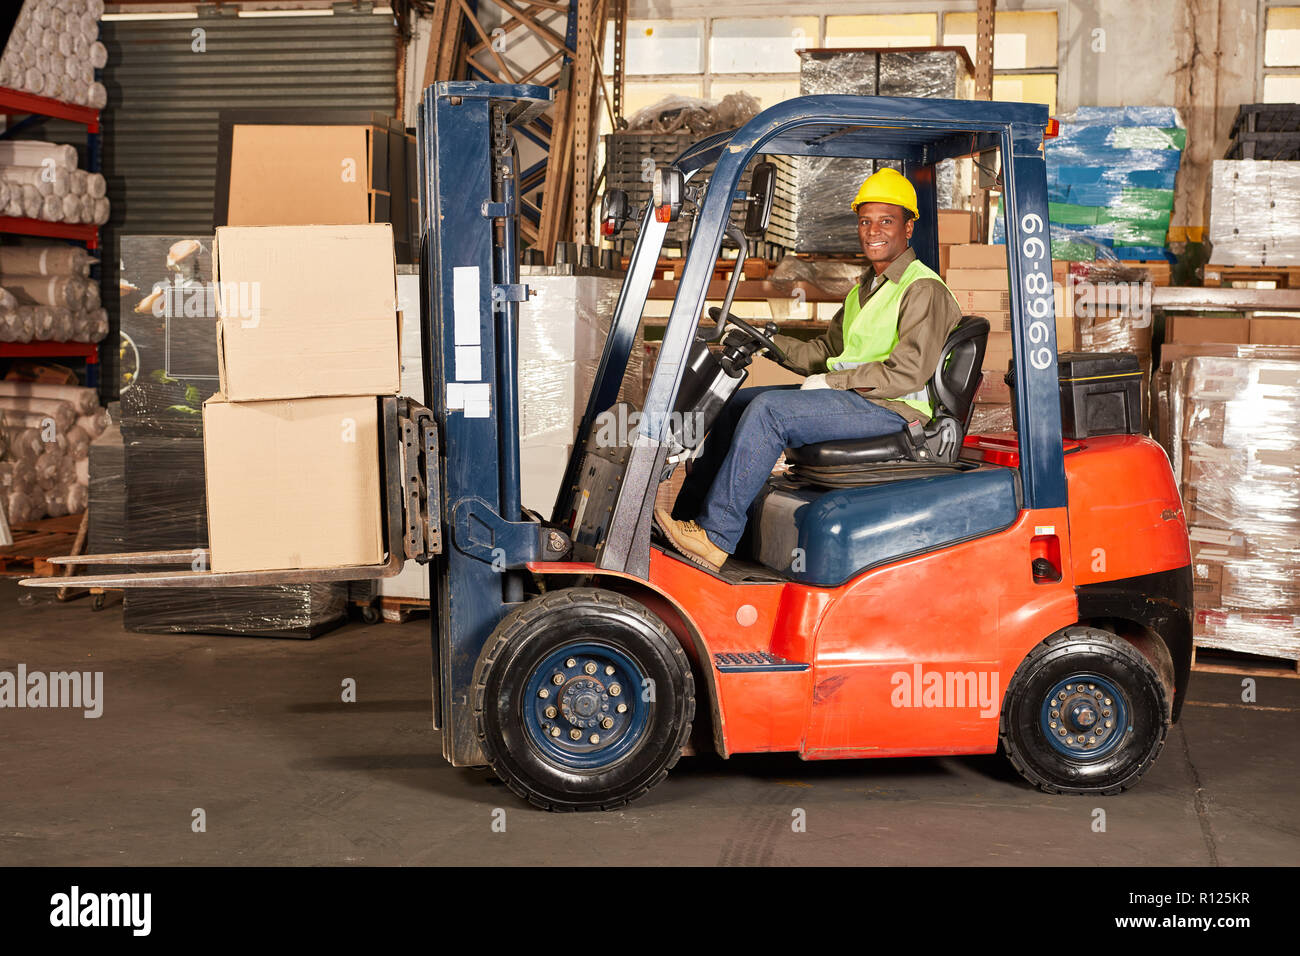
[{"x1": 0, "y1": 85, "x2": 103, "y2": 386}]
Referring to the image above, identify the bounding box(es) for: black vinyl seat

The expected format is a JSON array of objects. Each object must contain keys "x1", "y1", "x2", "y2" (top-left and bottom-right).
[{"x1": 783, "y1": 315, "x2": 990, "y2": 478}]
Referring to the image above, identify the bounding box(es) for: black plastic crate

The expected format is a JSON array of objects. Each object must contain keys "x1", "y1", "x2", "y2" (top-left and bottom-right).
[
  {"x1": 1230, "y1": 103, "x2": 1300, "y2": 139},
  {"x1": 604, "y1": 132, "x2": 795, "y2": 252},
  {"x1": 1225, "y1": 131, "x2": 1300, "y2": 161},
  {"x1": 1006, "y1": 352, "x2": 1144, "y2": 439}
]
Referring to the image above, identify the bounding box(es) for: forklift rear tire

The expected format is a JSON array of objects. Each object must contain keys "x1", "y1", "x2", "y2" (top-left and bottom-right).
[
  {"x1": 472, "y1": 588, "x2": 695, "y2": 811},
  {"x1": 1000, "y1": 626, "x2": 1172, "y2": 795}
]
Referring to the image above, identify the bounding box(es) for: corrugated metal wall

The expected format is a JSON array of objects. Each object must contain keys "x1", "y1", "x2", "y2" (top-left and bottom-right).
[{"x1": 97, "y1": 7, "x2": 398, "y2": 396}]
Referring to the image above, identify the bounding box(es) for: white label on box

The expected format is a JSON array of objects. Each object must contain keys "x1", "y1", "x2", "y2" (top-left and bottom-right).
[
  {"x1": 455, "y1": 345, "x2": 482, "y2": 381},
  {"x1": 453, "y1": 266, "x2": 481, "y2": 347}
]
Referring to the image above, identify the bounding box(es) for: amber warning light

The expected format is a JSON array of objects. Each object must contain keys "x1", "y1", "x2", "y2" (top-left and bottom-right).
[{"x1": 1045, "y1": 118, "x2": 1060, "y2": 139}]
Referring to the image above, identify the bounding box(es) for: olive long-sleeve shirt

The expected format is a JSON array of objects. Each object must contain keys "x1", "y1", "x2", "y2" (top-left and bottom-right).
[{"x1": 770, "y1": 247, "x2": 962, "y2": 424}]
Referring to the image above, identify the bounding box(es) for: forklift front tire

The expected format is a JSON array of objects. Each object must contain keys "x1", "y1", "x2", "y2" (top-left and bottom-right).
[
  {"x1": 472, "y1": 588, "x2": 695, "y2": 811},
  {"x1": 1000, "y1": 626, "x2": 1172, "y2": 796}
]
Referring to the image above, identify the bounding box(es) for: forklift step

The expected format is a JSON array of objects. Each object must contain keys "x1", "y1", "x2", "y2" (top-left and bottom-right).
[{"x1": 714, "y1": 652, "x2": 809, "y2": 673}]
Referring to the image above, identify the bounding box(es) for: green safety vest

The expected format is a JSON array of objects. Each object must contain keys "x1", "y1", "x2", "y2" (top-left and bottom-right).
[{"x1": 828, "y1": 257, "x2": 956, "y2": 420}]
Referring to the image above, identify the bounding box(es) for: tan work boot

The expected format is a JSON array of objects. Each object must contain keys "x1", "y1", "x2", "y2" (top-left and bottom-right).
[{"x1": 654, "y1": 508, "x2": 727, "y2": 572}]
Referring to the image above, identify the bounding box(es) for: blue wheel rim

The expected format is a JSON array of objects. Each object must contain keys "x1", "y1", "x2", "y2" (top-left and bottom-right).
[
  {"x1": 1039, "y1": 673, "x2": 1130, "y2": 759},
  {"x1": 522, "y1": 641, "x2": 652, "y2": 770}
]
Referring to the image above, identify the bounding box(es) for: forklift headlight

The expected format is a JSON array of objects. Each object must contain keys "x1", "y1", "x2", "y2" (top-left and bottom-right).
[{"x1": 651, "y1": 167, "x2": 683, "y2": 223}]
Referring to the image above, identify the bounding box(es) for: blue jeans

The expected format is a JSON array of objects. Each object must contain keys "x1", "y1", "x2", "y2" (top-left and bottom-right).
[{"x1": 672, "y1": 385, "x2": 907, "y2": 553}]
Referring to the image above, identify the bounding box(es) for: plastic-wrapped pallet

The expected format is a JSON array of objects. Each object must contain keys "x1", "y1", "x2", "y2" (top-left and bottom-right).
[
  {"x1": 995, "y1": 106, "x2": 1184, "y2": 261},
  {"x1": 1169, "y1": 351, "x2": 1300, "y2": 661},
  {"x1": 0, "y1": 0, "x2": 108, "y2": 108},
  {"x1": 1207, "y1": 160, "x2": 1300, "y2": 266},
  {"x1": 516, "y1": 271, "x2": 645, "y2": 516},
  {"x1": 792, "y1": 48, "x2": 974, "y2": 253}
]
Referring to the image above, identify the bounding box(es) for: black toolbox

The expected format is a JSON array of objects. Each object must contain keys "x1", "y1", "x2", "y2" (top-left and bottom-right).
[{"x1": 1006, "y1": 352, "x2": 1144, "y2": 439}]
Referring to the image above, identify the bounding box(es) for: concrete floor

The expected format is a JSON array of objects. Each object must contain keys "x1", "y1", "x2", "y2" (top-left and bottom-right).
[{"x1": 2, "y1": 579, "x2": 1297, "y2": 866}]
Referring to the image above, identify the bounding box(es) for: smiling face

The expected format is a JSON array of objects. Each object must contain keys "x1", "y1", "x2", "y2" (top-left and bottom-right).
[{"x1": 856, "y1": 202, "x2": 915, "y2": 273}]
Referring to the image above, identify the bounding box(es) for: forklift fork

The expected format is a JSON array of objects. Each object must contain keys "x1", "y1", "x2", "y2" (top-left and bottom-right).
[{"x1": 22, "y1": 396, "x2": 442, "y2": 589}]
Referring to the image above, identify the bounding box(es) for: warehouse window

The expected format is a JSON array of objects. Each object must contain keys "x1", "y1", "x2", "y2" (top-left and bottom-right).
[
  {"x1": 943, "y1": 9, "x2": 1058, "y2": 114},
  {"x1": 825, "y1": 14, "x2": 938, "y2": 48},
  {"x1": 623, "y1": 20, "x2": 705, "y2": 75},
  {"x1": 1262, "y1": 5, "x2": 1300, "y2": 101},
  {"x1": 709, "y1": 17, "x2": 818, "y2": 74}
]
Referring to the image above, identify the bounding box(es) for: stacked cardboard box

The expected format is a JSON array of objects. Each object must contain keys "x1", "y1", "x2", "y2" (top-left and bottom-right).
[
  {"x1": 1168, "y1": 351, "x2": 1300, "y2": 661},
  {"x1": 946, "y1": 247, "x2": 1073, "y2": 434},
  {"x1": 204, "y1": 224, "x2": 399, "y2": 574}
]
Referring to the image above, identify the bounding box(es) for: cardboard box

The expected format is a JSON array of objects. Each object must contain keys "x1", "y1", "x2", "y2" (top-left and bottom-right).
[
  {"x1": 948, "y1": 244, "x2": 1008, "y2": 270},
  {"x1": 744, "y1": 354, "x2": 805, "y2": 388},
  {"x1": 1249, "y1": 316, "x2": 1300, "y2": 345},
  {"x1": 946, "y1": 268, "x2": 1010, "y2": 291},
  {"x1": 1166, "y1": 316, "x2": 1250, "y2": 346},
  {"x1": 951, "y1": 289, "x2": 1010, "y2": 312},
  {"x1": 938, "y1": 210, "x2": 977, "y2": 245},
  {"x1": 204, "y1": 396, "x2": 384, "y2": 572},
  {"x1": 226, "y1": 125, "x2": 373, "y2": 227},
  {"x1": 980, "y1": 310, "x2": 1012, "y2": 332},
  {"x1": 213, "y1": 223, "x2": 400, "y2": 401},
  {"x1": 938, "y1": 243, "x2": 951, "y2": 278}
]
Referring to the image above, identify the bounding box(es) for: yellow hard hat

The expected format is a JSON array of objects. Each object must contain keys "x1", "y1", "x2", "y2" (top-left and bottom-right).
[{"x1": 851, "y1": 168, "x2": 919, "y2": 220}]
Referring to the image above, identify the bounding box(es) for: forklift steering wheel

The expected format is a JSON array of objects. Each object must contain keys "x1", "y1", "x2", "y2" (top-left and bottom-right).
[{"x1": 706, "y1": 307, "x2": 789, "y2": 365}]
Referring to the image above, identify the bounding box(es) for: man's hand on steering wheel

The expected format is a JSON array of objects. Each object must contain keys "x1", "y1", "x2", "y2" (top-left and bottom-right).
[{"x1": 706, "y1": 307, "x2": 790, "y2": 366}]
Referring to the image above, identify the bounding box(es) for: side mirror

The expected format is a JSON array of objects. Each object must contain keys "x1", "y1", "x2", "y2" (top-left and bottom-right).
[
  {"x1": 601, "y1": 189, "x2": 630, "y2": 236},
  {"x1": 743, "y1": 161, "x2": 777, "y2": 240},
  {"x1": 651, "y1": 167, "x2": 684, "y2": 223}
]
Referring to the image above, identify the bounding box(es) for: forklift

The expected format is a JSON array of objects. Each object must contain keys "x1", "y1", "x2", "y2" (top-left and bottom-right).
[{"x1": 30, "y1": 82, "x2": 1193, "y2": 812}]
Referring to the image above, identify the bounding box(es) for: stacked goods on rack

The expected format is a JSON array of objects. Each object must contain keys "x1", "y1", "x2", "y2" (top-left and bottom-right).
[
  {"x1": 1206, "y1": 159, "x2": 1300, "y2": 266},
  {"x1": 0, "y1": 243, "x2": 105, "y2": 342},
  {"x1": 1069, "y1": 260, "x2": 1153, "y2": 413},
  {"x1": 996, "y1": 106, "x2": 1184, "y2": 261},
  {"x1": 0, "y1": 0, "x2": 107, "y2": 108},
  {"x1": 0, "y1": 141, "x2": 110, "y2": 225},
  {"x1": 0, "y1": 380, "x2": 106, "y2": 524},
  {"x1": 1168, "y1": 349, "x2": 1300, "y2": 662},
  {"x1": 793, "y1": 48, "x2": 974, "y2": 253}
]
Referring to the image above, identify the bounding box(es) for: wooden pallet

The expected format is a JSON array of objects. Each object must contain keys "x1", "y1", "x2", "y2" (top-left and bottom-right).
[
  {"x1": 1192, "y1": 645, "x2": 1300, "y2": 679},
  {"x1": 379, "y1": 594, "x2": 430, "y2": 624},
  {"x1": 1201, "y1": 263, "x2": 1300, "y2": 288},
  {"x1": 0, "y1": 513, "x2": 83, "y2": 577}
]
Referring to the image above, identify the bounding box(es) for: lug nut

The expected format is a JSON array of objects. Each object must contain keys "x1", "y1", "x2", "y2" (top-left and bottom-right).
[
  {"x1": 589, "y1": 734, "x2": 601, "y2": 744},
  {"x1": 1059, "y1": 729, "x2": 1067, "y2": 736},
  {"x1": 1102, "y1": 710, "x2": 1111, "y2": 718},
  {"x1": 538, "y1": 688, "x2": 549, "y2": 699},
  {"x1": 1051, "y1": 709, "x2": 1059, "y2": 718},
  {"x1": 545, "y1": 706, "x2": 557, "y2": 719},
  {"x1": 1049, "y1": 721, "x2": 1057, "y2": 729},
  {"x1": 617, "y1": 703, "x2": 627, "y2": 714},
  {"x1": 584, "y1": 661, "x2": 598, "y2": 675},
  {"x1": 1105, "y1": 719, "x2": 1113, "y2": 728},
  {"x1": 601, "y1": 717, "x2": 614, "y2": 729},
  {"x1": 605, "y1": 665, "x2": 615, "y2": 676},
  {"x1": 570, "y1": 729, "x2": 582, "y2": 741},
  {"x1": 552, "y1": 673, "x2": 564, "y2": 685},
  {"x1": 550, "y1": 726, "x2": 561, "y2": 737},
  {"x1": 609, "y1": 683, "x2": 621, "y2": 697},
  {"x1": 566, "y1": 658, "x2": 577, "y2": 668}
]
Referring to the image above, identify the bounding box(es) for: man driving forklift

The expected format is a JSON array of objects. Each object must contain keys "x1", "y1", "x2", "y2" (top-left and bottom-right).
[{"x1": 656, "y1": 167, "x2": 963, "y2": 571}]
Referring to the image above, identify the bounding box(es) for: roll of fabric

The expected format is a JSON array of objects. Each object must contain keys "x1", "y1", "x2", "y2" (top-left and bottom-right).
[
  {"x1": 0, "y1": 245, "x2": 97, "y2": 277},
  {"x1": 0, "y1": 396, "x2": 77, "y2": 431},
  {"x1": 92, "y1": 195, "x2": 109, "y2": 224},
  {"x1": 61, "y1": 192, "x2": 81, "y2": 221},
  {"x1": 0, "y1": 142, "x2": 78, "y2": 170},
  {"x1": 0, "y1": 382, "x2": 99, "y2": 415},
  {"x1": 0, "y1": 309, "x2": 34, "y2": 343},
  {"x1": 0, "y1": 287, "x2": 16, "y2": 310},
  {"x1": 86, "y1": 172, "x2": 106, "y2": 198},
  {"x1": 70, "y1": 168, "x2": 89, "y2": 195},
  {"x1": 90, "y1": 40, "x2": 107, "y2": 70},
  {"x1": 39, "y1": 193, "x2": 62, "y2": 222},
  {"x1": 76, "y1": 408, "x2": 109, "y2": 437},
  {"x1": 1, "y1": 428, "x2": 44, "y2": 463},
  {"x1": 4, "y1": 274, "x2": 87, "y2": 309},
  {"x1": 19, "y1": 183, "x2": 42, "y2": 219}
]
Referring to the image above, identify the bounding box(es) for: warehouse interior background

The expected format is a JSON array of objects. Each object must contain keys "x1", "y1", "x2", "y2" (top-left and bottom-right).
[{"x1": 1, "y1": 0, "x2": 1298, "y2": 865}]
